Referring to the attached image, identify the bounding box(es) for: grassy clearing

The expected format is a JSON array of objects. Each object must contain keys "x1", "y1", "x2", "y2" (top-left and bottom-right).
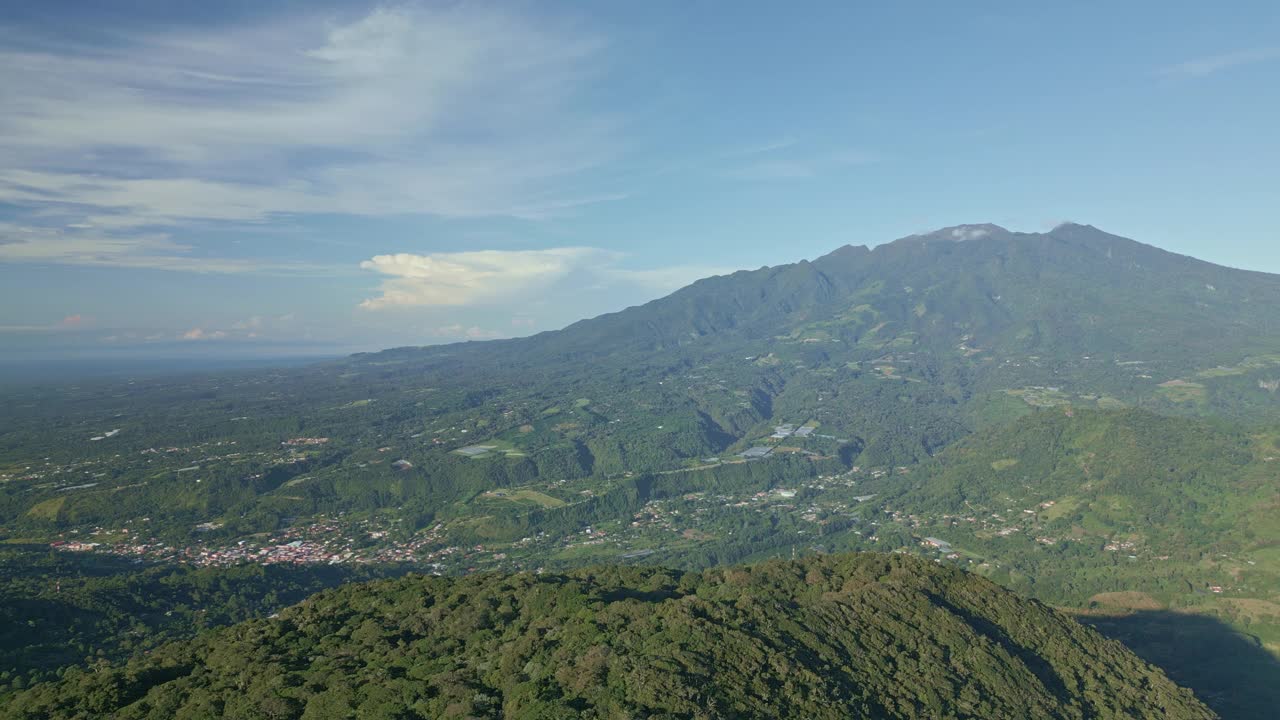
[
  {"x1": 479, "y1": 489, "x2": 566, "y2": 508},
  {"x1": 1196, "y1": 354, "x2": 1280, "y2": 378},
  {"x1": 26, "y1": 496, "x2": 66, "y2": 520},
  {"x1": 452, "y1": 438, "x2": 525, "y2": 459},
  {"x1": 1042, "y1": 496, "x2": 1083, "y2": 521},
  {"x1": 282, "y1": 475, "x2": 314, "y2": 488},
  {"x1": 1006, "y1": 387, "x2": 1072, "y2": 407},
  {"x1": 1157, "y1": 379, "x2": 1207, "y2": 404}
]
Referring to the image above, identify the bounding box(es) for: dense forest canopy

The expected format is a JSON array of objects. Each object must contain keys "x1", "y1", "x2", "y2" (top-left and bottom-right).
[{"x1": 0, "y1": 554, "x2": 1215, "y2": 720}]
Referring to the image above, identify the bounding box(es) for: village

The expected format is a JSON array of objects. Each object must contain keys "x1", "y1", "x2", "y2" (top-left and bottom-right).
[{"x1": 45, "y1": 463, "x2": 891, "y2": 576}]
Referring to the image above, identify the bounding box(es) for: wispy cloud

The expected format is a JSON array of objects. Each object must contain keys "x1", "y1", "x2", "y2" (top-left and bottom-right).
[
  {"x1": 0, "y1": 4, "x2": 617, "y2": 242},
  {"x1": 181, "y1": 328, "x2": 227, "y2": 341},
  {"x1": 1161, "y1": 47, "x2": 1280, "y2": 78},
  {"x1": 0, "y1": 223, "x2": 345, "y2": 274},
  {"x1": 435, "y1": 324, "x2": 503, "y2": 340},
  {"x1": 722, "y1": 136, "x2": 800, "y2": 158},
  {"x1": 359, "y1": 246, "x2": 730, "y2": 310}
]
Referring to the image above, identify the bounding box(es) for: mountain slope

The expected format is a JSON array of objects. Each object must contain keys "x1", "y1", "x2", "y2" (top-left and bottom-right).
[
  {"x1": 1, "y1": 553, "x2": 1214, "y2": 720},
  {"x1": 318, "y1": 222, "x2": 1280, "y2": 471},
  {"x1": 883, "y1": 408, "x2": 1272, "y2": 556},
  {"x1": 486, "y1": 222, "x2": 1280, "y2": 371}
]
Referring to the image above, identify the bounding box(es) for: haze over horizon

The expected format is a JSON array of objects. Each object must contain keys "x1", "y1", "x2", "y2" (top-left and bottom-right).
[{"x1": 2, "y1": 1, "x2": 1278, "y2": 361}]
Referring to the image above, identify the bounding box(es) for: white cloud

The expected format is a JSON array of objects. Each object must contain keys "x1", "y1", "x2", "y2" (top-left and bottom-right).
[
  {"x1": 0, "y1": 5, "x2": 617, "y2": 232},
  {"x1": 359, "y1": 246, "x2": 731, "y2": 310},
  {"x1": 1161, "y1": 47, "x2": 1280, "y2": 78},
  {"x1": 359, "y1": 247, "x2": 608, "y2": 309}
]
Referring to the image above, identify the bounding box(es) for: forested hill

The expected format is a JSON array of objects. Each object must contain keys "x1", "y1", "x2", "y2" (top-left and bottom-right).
[{"x1": 1, "y1": 553, "x2": 1214, "y2": 720}]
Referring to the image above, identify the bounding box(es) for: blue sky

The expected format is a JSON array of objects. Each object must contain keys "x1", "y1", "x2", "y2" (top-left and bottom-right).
[{"x1": 1, "y1": 1, "x2": 1278, "y2": 358}]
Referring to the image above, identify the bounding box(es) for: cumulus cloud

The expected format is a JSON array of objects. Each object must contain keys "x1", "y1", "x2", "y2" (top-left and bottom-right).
[
  {"x1": 359, "y1": 247, "x2": 730, "y2": 310},
  {"x1": 60, "y1": 314, "x2": 86, "y2": 327},
  {"x1": 359, "y1": 247, "x2": 608, "y2": 309}
]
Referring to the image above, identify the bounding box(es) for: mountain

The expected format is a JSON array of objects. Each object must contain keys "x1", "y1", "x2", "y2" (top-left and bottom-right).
[
  {"x1": 322, "y1": 222, "x2": 1280, "y2": 471},
  {"x1": 0, "y1": 553, "x2": 1214, "y2": 720},
  {"x1": 539, "y1": 223, "x2": 1277, "y2": 354},
  {"x1": 443, "y1": 222, "x2": 1280, "y2": 381}
]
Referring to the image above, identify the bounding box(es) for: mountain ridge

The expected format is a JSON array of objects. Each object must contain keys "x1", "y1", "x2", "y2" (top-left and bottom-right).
[{"x1": 370, "y1": 223, "x2": 1280, "y2": 369}]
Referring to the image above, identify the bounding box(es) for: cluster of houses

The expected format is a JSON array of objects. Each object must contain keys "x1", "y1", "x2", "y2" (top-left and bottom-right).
[{"x1": 50, "y1": 517, "x2": 465, "y2": 569}]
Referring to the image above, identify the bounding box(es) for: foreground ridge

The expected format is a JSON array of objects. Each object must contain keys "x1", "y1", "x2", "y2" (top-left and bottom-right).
[{"x1": 3, "y1": 553, "x2": 1213, "y2": 719}]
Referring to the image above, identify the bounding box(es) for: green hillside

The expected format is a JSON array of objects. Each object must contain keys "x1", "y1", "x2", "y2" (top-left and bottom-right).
[
  {"x1": 885, "y1": 408, "x2": 1272, "y2": 556},
  {"x1": 1, "y1": 554, "x2": 1214, "y2": 720},
  {"x1": 865, "y1": 408, "x2": 1280, "y2": 717}
]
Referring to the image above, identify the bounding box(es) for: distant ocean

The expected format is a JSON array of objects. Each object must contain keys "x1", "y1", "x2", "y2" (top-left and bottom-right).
[{"x1": 0, "y1": 353, "x2": 341, "y2": 385}]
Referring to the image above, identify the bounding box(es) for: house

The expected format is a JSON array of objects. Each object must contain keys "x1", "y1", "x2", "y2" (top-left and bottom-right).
[{"x1": 922, "y1": 537, "x2": 952, "y2": 553}]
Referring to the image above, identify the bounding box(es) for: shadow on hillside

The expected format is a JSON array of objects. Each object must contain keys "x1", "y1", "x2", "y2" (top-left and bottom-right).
[{"x1": 1080, "y1": 610, "x2": 1280, "y2": 720}]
